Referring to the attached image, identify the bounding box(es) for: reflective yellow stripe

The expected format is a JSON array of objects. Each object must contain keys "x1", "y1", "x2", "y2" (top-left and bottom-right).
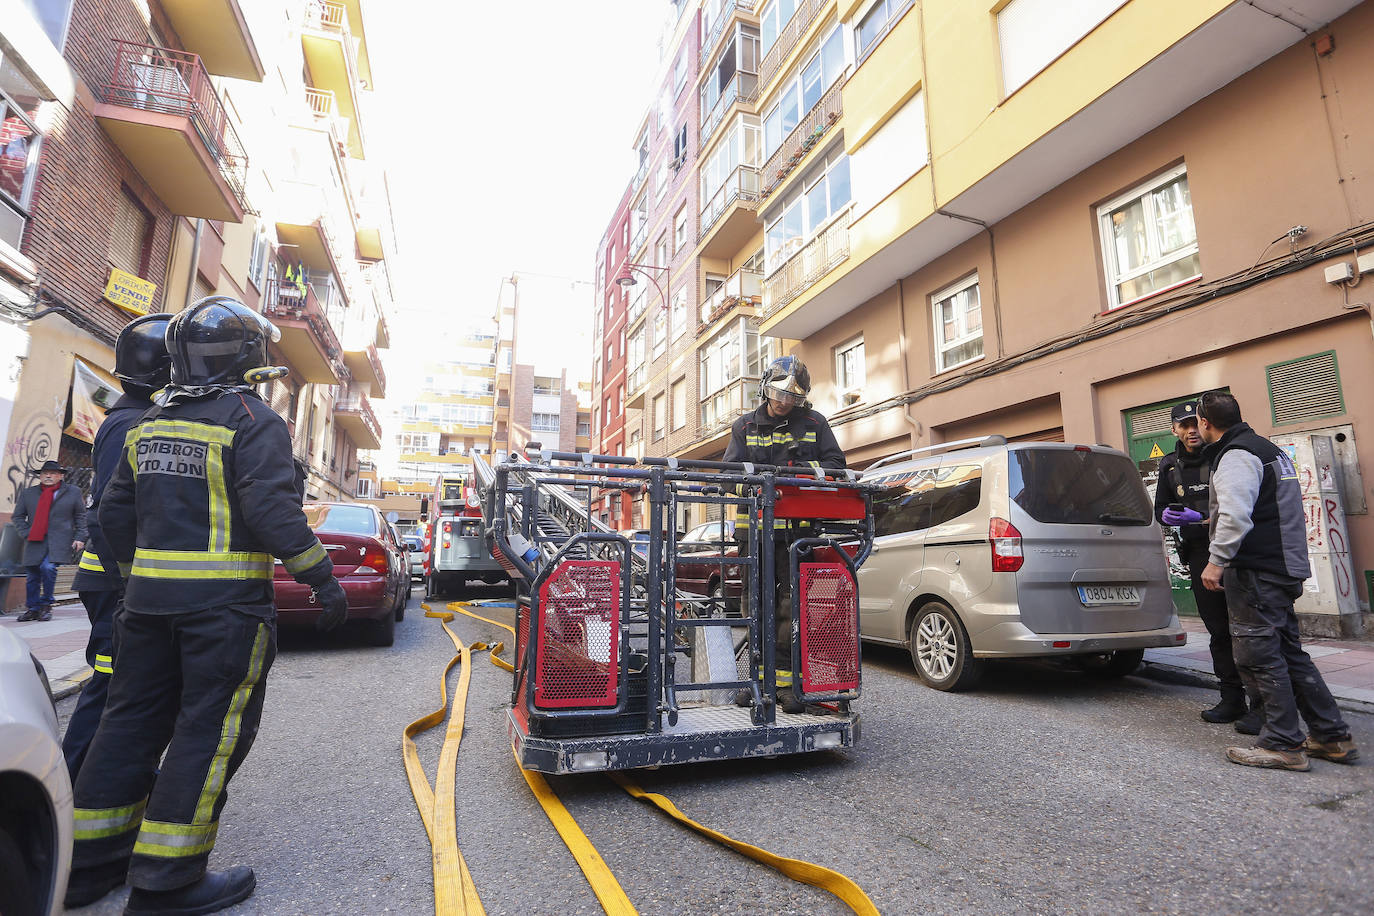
[
  {"x1": 74, "y1": 800, "x2": 147, "y2": 840},
  {"x1": 137, "y1": 420, "x2": 235, "y2": 446},
  {"x1": 131, "y1": 549, "x2": 272, "y2": 580},
  {"x1": 119, "y1": 562, "x2": 132, "y2": 577},
  {"x1": 94, "y1": 653, "x2": 113, "y2": 675},
  {"x1": 283, "y1": 541, "x2": 328, "y2": 575},
  {"x1": 207, "y1": 443, "x2": 228, "y2": 552},
  {"x1": 79, "y1": 550, "x2": 106, "y2": 573},
  {"x1": 194, "y1": 623, "x2": 269, "y2": 824},
  {"x1": 133, "y1": 819, "x2": 219, "y2": 858},
  {"x1": 757, "y1": 666, "x2": 793, "y2": 686}
]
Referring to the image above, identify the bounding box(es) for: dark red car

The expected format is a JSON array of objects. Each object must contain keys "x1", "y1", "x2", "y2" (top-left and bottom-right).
[
  {"x1": 673, "y1": 520, "x2": 742, "y2": 610},
  {"x1": 274, "y1": 502, "x2": 409, "y2": 646}
]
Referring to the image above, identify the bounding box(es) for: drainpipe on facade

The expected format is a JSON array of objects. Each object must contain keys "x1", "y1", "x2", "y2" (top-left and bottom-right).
[
  {"x1": 895, "y1": 278, "x2": 922, "y2": 449},
  {"x1": 183, "y1": 219, "x2": 204, "y2": 309}
]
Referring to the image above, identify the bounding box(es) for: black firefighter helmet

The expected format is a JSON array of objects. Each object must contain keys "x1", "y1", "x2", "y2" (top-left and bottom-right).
[
  {"x1": 166, "y1": 296, "x2": 282, "y2": 388},
  {"x1": 114, "y1": 312, "x2": 172, "y2": 394},
  {"x1": 758, "y1": 355, "x2": 811, "y2": 408}
]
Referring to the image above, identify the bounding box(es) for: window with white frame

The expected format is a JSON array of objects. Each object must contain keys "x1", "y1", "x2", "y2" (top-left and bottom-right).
[
  {"x1": 835, "y1": 336, "x2": 865, "y2": 406},
  {"x1": 670, "y1": 287, "x2": 687, "y2": 340},
  {"x1": 931, "y1": 275, "x2": 984, "y2": 373},
  {"x1": 655, "y1": 234, "x2": 669, "y2": 270},
  {"x1": 355, "y1": 477, "x2": 374, "y2": 499},
  {"x1": 700, "y1": 117, "x2": 761, "y2": 206},
  {"x1": 655, "y1": 158, "x2": 669, "y2": 201},
  {"x1": 247, "y1": 227, "x2": 270, "y2": 290},
  {"x1": 673, "y1": 48, "x2": 687, "y2": 95},
  {"x1": 762, "y1": 25, "x2": 844, "y2": 160},
  {"x1": 652, "y1": 393, "x2": 666, "y2": 439},
  {"x1": 1098, "y1": 165, "x2": 1199, "y2": 309},
  {"x1": 997, "y1": 0, "x2": 1127, "y2": 95},
  {"x1": 398, "y1": 432, "x2": 439, "y2": 452},
  {"x1": 671, "y1": 377, "x2": 687, "y2": 430},
  {"x1": 856, "y1": 0, "x2": 914, "y2": 60},
  {"x1": 758, "y1": 0, "x2": 797, "y2": 57},
  {"x1": 532, "y1": 413, "x2": 560, "y2": 433},
  {"x1": 577, "y1": 420, "x2": 591, "y2": 437},
  {"x1": 652, "y1": 306, "x2": 667, "y2": 359},
  {"x1": 764, "y1": 148, "x2": 850, "y2": 272},
  {"x1": 674, "y1": 204, "x2": 688, "y2": 252}
]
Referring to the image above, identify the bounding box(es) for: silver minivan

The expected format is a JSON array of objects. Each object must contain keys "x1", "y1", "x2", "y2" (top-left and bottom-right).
[{"x1": 857, "y1": 436, "x2": 1185, "y2": 690}]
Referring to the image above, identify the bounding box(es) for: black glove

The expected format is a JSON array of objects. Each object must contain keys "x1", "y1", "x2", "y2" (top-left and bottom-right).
[{"x1": 313, "y1": 577, "x2": 348, "y2": 632}]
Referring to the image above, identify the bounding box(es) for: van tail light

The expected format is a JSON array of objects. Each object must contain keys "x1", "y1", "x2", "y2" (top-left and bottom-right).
[
  {"x1": 989, "y1": 517, "x2": 1024, "y2": 572},
  {"x1": 359, "y1": 545, "x2": 389, "y2": 575},
  {"x1": 443, "y1": 521, "x2": 452, "y2": 534}
]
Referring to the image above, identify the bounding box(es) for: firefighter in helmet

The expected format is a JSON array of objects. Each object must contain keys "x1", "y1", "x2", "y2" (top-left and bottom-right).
[
  {"x1": 66, "y1": 297, "x2": 348, "y2": 914},
  {"x1": 63, "y1": 313, "x2": 173, "y2": 783},
  {"x1": 724, "y1": 355, "x2": 845, "y2": 713}
]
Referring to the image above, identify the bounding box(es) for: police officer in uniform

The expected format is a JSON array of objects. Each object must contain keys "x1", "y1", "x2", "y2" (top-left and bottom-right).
[
  {"x1": 65, "y1": 298, "x2": 348, "y2": 913},
  {"x1": 1152, "y1": 400, "x2": 1253, "y2": 724},
  {"x1": 724, "y1": 356, "x2": 844, "y2": 713},
  {"x1": 62, "y1": 313, "x2": 172, "y2": 782}
]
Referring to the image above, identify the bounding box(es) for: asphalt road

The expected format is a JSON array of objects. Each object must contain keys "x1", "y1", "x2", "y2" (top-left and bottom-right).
[{"x1": 61, "y1": 587, "x2": 1374, "y2": 915}]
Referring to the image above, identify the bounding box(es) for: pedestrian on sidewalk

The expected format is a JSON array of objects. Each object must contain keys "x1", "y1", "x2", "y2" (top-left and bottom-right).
[
  {"x1": 1154, "y1": 399, "x2": 1257, "y2": 725},
  {"x1": 1197, "y1": 390, "x2": 1359, "y2": 771},
  {"x1": 62, "y1": 313, "x2": 172, "y2": 783},
  {"x1": 12, "y1": 459, "x2": 87, "y2": 621}
]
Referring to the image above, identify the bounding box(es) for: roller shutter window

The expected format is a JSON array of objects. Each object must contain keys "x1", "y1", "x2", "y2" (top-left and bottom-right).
[
  {"x1": 192, "y1": 274, "x2": 214, "y2": 302},
  {"x1": 1268, "y1": 351, "x2": 1344, "y2": 426},
  {"x1": 108, "y1": 188, "x2": 151, "y2": 276}
]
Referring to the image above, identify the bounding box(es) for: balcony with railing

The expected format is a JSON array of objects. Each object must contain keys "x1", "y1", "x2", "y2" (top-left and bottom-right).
[
  {"x1": 93, "y1": 41, "x2": 250, "y2": 221},
  {"x1": 699, "y1": 375, "x2": 760, "y2": 437},
  {"x1": 333, "y1": 391, "x2": 382, "y2": 450},
  {"x1": 300, "y1": 87, "x2": 349, "y2": 150},
  {"x1": 700, "y1": 0, "x2": 756, "y2": 68},
  {"x1": 160, "y1": 0, "x2": 263, "y2": 80},
  {"x1": 760, "y1": 76, "x2": 843, "y2": 199},
  {"x1": 758, "y1": 0, "x2": 826, "y2": 91},
  {"x1": 343, "y1": 342, "x2": 386, "y2": 398},
  {"x1": 761, "y1": 205, "x2": 852, "y2": 319},
  {"x1": 698, "y1": 267, "x2": 762, "y2": 334},
  {"x1": 301, "y1": 0, "x2": 364, "y2": 157},
  {"x1": 625, "y1": 363, "x2": 648, "y2": 409},
  {"x1": 262, "y1": 278, "x2": 344, "y2": 384},
  {"x1": 700, "y1": 68, "x2": 759, "y2": 150},
  {"x1": 697, "y1": 165, "x2": 761, "y2": 258}
]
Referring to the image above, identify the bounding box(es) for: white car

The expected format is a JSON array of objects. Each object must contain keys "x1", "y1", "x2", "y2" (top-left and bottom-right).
[{"x1": 0, "y1": 627, "x2": 73, "y2": 915}]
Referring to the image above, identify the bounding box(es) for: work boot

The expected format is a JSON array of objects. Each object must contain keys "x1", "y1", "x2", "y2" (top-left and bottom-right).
[
  {"x1": 1233, "y1": 708, "x2": 1264, "y2": 736},
  {"x1": 64, "y1": 859, "x2": 128, "y2": 908},
  {"x1": 734, "y1": 688, "x2": 753, "y2": 707},
  {"x1": 124, "y1": 866, "x2": 255, "y2": 916},
  {"x1": 1201, "y1": 692, "x2": 1247, "y2": 724},
  {"x1": 776, "y1": 688, "x2": 805, "y2": 715},
  {"x1": 16, "y1": 607, "x2": 39, "y2": 621},
  {"x1": 1303, "y1": 735, "x2": 1361, "y2": 764},
  {"x1": 1225, "y1": 745, "x2": 1309, "y2": 771}
]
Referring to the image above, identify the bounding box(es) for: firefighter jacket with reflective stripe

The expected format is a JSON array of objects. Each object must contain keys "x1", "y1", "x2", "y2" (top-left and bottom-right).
[
  {"x1": 723, "y1": 405, "x2": 845, "y2": 532},
  {"x1": 73, "y1": 394, "x2": 153, "y2": 592},
  {"x1": 100, "y1": 390, "x2": 334, "y2": 613}
]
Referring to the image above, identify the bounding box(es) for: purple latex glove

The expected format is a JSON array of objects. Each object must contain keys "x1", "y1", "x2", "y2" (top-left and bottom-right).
[{"x1": 1161, "y1": 507, "x2": 1203, "y2": 526}]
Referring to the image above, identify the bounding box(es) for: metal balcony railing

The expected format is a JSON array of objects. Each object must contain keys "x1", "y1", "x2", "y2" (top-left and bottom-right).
[
  {"x1": 102, "y1": 41, "x2": 250, "y2": 210},
  {"x1": 760, "y1": 76, "x2": 843, "y2": 198},
  {"x1": 263, "y1": 277, "x2": 344, "y2": 365},
  {"x1": 628, "y1": 364, "x2": 647, "y2": 394},
  {"x1": 762, "y1": 205, "x2": 852, "y2": 318},
  {"x1": 699, "y1": 266, "x2": 762, "y2": 329},
  {"x1": 700, "y1": 69, "x2": 758, "y2": 147},
  {"x1": 363, "y1": 343, "x2": 386, "y2": 393},
  {"x1": 758, "y1": 0, "x2": 826, "y2": 90},
  {"x1": 699, "y1": 375, "x2": 760, "y2": 435},
  {"x1": 698, "y1": 165, "x2": 761, "y2": 244},
  {"x1": 700, "y1": 0, "x2": 756, "y2": 68},
  {"x1": 334, "y1": 394, "x2": 381, "y2": 442},
  {"x1": 303, "y1": 0, "x2": 360, "y2": 80},
  {"x1": 302, "y1": 87, "x2": 348, "y2": 148},
  {"x1": 630, "y1": 218, "x2": 649, "y2": 257}
]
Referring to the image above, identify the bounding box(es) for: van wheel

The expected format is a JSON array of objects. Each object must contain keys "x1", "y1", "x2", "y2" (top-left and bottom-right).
[
  {"x1": 910, "y1": 601, "x2": 981, "y2": 691},
  {"x1": 1077, "y1": 648, "x2": 1144, "y2": 678}
]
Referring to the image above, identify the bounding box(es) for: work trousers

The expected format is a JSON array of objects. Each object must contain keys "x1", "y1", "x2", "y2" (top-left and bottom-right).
[
  {"x1": 62, "y1": 589, "x2": 121, "y2": 782},
  {"x1": 1182, "y1": 542, "x2": 1243, "y2": 697},
  {"x1": 740, "y1": 533, "x2": 796, "y2": 683},
  {"x1": 71, "y1": 604, "x2": 276, "y2": 891},
  {"x1": 1222, "y1": 567, "x2": 1349, "y2": 751}
]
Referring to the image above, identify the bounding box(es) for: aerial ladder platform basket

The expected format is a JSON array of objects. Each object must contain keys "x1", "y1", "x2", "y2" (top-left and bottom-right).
[{"x1": 472, "y1": 448, "x2": 878, "y2": 775}]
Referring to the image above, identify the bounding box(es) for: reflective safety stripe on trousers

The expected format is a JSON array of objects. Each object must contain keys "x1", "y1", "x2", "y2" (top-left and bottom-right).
[
  {"x1": 73, "y1": 799, "x2": 147, "y2": 840},
  {"x1": 131, "y1": 549, "x2": 273, "y2": 580},
  {"x1": 79, "y1": 549, "x2": 106, "y2": 573},
  {"x1": 94, "y1": 652, "x2": 113, "y2": 675}
]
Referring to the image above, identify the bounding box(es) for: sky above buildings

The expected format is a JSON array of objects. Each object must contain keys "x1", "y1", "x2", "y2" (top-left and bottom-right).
[{"x1": 364, "y1": 0, "x2": 670, "y2": 393}]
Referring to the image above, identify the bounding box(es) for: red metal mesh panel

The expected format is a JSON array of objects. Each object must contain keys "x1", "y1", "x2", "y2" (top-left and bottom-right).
[
  {"x1": 533, "y1": 561, "x2": 620, "y2": 709},
  {"x1": 799, "y1": 562, "x2": 859, "y2": 693},
  {"x1": 515, "y1": 601, "x2": 530, "y2": 679}
]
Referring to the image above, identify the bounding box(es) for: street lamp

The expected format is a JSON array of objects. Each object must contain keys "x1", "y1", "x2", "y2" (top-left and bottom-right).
[{"x1": 615, "y1": 262, "x2": 670, "y2": 314}]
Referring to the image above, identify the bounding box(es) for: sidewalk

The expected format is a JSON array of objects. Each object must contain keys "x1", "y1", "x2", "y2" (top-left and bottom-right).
[
  {"x1": 1, "y1": 597, "x2": 93, "y2": 699},
  {"x1": 1144, "y1": 617, "x2": 1374, "y2": 713}
]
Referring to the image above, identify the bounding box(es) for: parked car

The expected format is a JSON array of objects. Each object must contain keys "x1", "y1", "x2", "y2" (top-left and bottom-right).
[
  {"x1": 857, "y1": 437, "x2": 1185, "y2": 690},
  {"x1": 0, "y1": 627, "x2": 72, "y2": 916},
  {"x1": 673, "y1": 519, "x2": 742, "y2": 610},
  {"x1": 403, "y1": 534, "x2": 426, "y2": 581},
  {"x1": 274, "y1": 502, "x2": 409, "y2": 646}
]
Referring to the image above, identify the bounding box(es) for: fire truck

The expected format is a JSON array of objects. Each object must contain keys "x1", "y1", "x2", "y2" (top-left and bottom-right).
[
  {"x1": 471, "y1": 447, "x2": 876, "y2": 775},
  {"x1": 424, "y1": 470, "x2": 510, "y2": 598}
]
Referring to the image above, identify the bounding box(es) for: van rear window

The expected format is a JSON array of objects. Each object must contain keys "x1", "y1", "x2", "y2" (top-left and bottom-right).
[
  {"x1": 1010, "y1": 449, "x2": 1151, "y2": 525},
  {"x1": 868, "y1": 464, "x2": 983, "y2": 536}
]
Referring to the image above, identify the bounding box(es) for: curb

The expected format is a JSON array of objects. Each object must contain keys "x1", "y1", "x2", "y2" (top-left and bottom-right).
[
  {"x1": 1140, "y1": 658, "x2": 1374, "y2": 717},
  {"x1": 51, "y1": 668, "x2": 92, "y2": 701}
]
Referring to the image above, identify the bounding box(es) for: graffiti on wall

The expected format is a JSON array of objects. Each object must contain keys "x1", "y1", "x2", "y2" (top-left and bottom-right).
[{"x1": 1, "y1": 397, "x2": 64, "y2": 513}]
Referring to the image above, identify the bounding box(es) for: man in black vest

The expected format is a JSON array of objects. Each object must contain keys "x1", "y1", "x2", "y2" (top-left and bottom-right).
[
  {"x1": 1197, "y1": 390, "x2": 1357, "y2": 771},
  {"x1": 1153, "y1": 400, "x2": 1251, "y2": 724}
]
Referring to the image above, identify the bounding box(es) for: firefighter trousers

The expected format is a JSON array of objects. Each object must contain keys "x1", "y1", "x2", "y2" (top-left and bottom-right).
[
  {"x1": 70, "y1": 604, "x2": 276, "y2": 891},
  {"x1": 62, "y1": 589, "x2": 121, "y2": 782}
]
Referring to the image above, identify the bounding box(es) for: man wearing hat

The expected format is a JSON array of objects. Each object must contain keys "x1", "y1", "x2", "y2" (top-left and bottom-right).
[
  {"x1": 1153, "y1": 399, "x2": 1253, "y2": 726},
  {"x1": 12, "y1": 459, "x2": 88, "y2": 621}
]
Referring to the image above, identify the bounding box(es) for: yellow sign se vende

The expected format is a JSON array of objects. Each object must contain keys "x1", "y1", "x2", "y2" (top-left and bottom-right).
[{"x1": 104, "y1": 267, "x2": 157, "y2": 316}]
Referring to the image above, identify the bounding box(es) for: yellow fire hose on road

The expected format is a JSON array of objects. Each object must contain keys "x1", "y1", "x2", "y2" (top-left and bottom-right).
[{"x1": 403, "y1": 600, "x2": 879, "y2": 916}]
